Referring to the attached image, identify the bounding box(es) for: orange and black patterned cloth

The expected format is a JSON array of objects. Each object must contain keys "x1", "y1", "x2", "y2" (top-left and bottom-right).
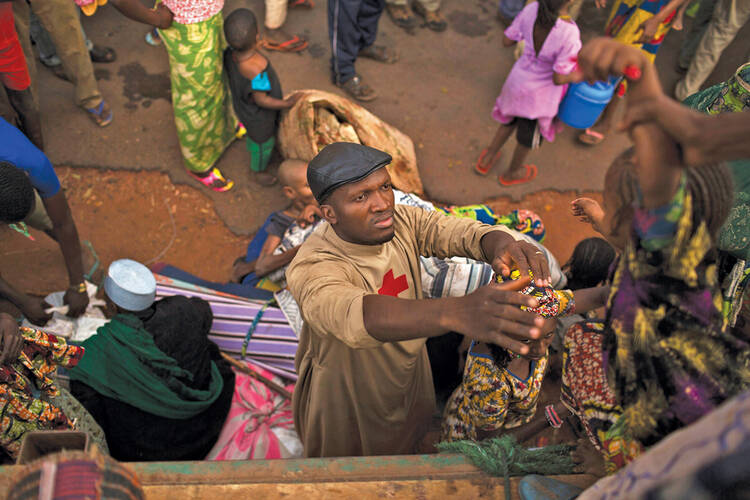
[{"x1": 0, "y1": 327, "x2": 84, "y2": 458}]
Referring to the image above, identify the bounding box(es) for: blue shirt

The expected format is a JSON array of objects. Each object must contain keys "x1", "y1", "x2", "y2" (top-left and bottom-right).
[{"x1": 0, "y1": 117, "x2": 60, "y2": 198}]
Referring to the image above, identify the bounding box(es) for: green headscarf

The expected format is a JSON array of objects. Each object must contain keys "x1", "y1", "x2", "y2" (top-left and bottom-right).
[{"x1": 69, "y1": 314, "x2": 224, "y2": 419}]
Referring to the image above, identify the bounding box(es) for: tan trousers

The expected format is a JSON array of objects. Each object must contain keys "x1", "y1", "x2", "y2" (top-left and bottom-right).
[
  {"x1": 12, "y1": 0, "x2": 102, "y2": 109},
  {"x1": 675, "y1": 0, "x2": 750, "y2": 100},
  {"x1": 386, "y1": 0, "x2": 441, "y2": 13},
  {"x1": 265, "y1": 0, "x2": 288, "y2": 30}
]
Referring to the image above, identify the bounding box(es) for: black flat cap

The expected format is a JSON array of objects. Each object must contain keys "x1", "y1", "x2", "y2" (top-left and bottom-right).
[{"x1": 308, "y1": 142, "x2": 392, "y2": 203}]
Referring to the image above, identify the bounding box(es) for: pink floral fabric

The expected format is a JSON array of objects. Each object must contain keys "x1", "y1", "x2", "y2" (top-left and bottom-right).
[
  {"x1": 206, "y1": 361, "x2": 301, "y2": 460},
  {"x1": 162, "y1": 0, "x2": 224, "y2": 25}
]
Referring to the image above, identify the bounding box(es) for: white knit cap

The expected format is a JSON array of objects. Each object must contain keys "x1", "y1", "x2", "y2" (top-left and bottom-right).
[{"x1": 103, "y1": 259, "x2": 156, "y2": 312}]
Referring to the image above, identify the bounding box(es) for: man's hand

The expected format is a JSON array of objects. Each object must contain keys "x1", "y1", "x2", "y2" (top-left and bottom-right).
[
  {"x1": 451, "y1": 277, "x2": 545, "y2": 356},
  {"x1": 0, "y1": 313, "x2": 23, "y2": 365},
  {"x1": 18, "y1": 297, "x2": 52, "y2": 326},
  {"x1": 484, "y1": 233, "x2": 551, "y2": 286},
  {"x1": 63, "y1": 288, "x2": 89, "y2": 318},
  {"x1": 155, "y1": 3, "x2": 174, "y2": 29}
]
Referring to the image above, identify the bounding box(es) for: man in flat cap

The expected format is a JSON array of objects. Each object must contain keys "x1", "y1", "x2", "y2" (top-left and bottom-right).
[{"x1": 287, "y1": 142, "x2": 551, "y2": 457}]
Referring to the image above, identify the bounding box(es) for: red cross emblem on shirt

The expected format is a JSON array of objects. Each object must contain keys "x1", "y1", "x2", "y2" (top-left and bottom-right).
[{"x1": 378, "y1": 269, "x2": 409, "y2": 297}]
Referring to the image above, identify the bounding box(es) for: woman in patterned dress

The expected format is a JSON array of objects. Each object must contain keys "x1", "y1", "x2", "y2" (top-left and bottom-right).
[
  {"x1": 562, "y1": 38, "x2": 750, "y2": 474},
  {"x1": 111, "y1": 0, "x2": 237, "y2": 191}
]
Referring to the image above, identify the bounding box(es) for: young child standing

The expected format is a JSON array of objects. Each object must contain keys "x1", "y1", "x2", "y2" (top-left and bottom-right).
[
  {"x1": 223, "y1": 8, "x2": 300, "y2": 186},
  {"x1": 475, "y1": 0, "x2": 581, "y2": 186}
]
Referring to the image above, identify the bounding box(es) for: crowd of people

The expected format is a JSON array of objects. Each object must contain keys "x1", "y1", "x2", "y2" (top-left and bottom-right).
[{"x1": 1, "y1": 0, "x2": 750, "y2": 497}]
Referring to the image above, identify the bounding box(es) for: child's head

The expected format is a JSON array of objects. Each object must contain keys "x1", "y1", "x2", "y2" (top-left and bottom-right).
[
  {"x1": 564, "y1": 237, "x2": 616, "y2": 290},
  {"x1": 278, "y1": 159, "x2": 316, "y2": 208},
  {"x1": 601, "y1": 148, "x2": 733, "y2": 250},
  {"x1": 224, "y1": 8, "x2": 259, "y2": 52},
  {"x1": 537, "y1": 0, "x2": 573, "y2": 28},
  {"x1": 0, "y1": 162, "x2": 35, "y2": 223}
]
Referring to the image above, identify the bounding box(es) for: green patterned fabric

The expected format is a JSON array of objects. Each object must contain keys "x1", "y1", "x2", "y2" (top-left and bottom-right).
[
  {"x1": 683, "y1": 63, "x2": 750, "y2": 261},
  {"x1": 159, "y1": 13, "x2": 236, "y2": 173}
]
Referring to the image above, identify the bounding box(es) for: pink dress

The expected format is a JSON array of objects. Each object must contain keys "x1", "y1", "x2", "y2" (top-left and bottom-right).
[{"x1": 492, "y1": 3, "x2": 581, "y2": 142}]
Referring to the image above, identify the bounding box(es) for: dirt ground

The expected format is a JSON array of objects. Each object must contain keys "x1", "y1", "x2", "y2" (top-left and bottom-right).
[{"x1": 2, "y1": 1, "x2": 747, "y2": 294}]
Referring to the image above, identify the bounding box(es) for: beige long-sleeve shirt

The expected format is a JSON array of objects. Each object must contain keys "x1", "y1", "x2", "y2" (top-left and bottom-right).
[{"x1": 287, "y1": 204, "x2": 517, "y2": 457}]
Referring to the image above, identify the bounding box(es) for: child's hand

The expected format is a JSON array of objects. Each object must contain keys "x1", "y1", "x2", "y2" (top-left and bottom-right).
[
  {"x1": 571, "y1": 198, "x2": 605, "y2": 234},
  {"x1": 297, "y1": 204, "x2": 322, "y2": 228},
  {"x1": 594, "y1": 0, "x2": 608, "y2": 8},
  {"x1": 284, "y1": 92, "x2": 303, "y2": 108},
  {"x1": 154, "y1": 3, "x2": 174, "y2": 29},
  {"x1": 635, "y1": 16, "x2": 660, "y2": 44}
]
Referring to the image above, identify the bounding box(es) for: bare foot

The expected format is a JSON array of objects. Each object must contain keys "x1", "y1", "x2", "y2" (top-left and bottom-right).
[
  {"x1": 571, "y1": 197, "x2": 605, "y2": 233},
  {"x1": 499, "y1": 166, "x2": 527, "y2": 182},
  {"x1": 571, "y1": 437, "x2": 607, "y2": 477}
]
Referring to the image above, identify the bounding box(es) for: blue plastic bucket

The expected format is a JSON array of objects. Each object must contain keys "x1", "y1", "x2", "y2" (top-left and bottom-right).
[{"x1": 558, "y1": 77, "x2": 618, "y2": 129}]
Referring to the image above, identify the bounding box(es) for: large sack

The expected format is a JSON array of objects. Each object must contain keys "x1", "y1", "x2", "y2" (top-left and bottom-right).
[{"x1": 278, "y1": 89, "x2": 424, "y2": 195}]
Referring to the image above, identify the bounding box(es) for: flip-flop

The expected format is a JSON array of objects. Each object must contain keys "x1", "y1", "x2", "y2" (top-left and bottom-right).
[
  {"x1": 259, "y1": 36, "x2": 308, "y2": 53},
  {"x1": 578, "y1": 128, "x2": 605, "y2": 145},
  {"x1": 190, "y1": 168, "x2": 234, "y2": 192},
  {"x1": 499, "y1": 164, "x2": 537, "y2": 186},
  {"x1": 474, "y1": 148, "x2": 502, "y2": 176},
  {"x1": 86, "y1": 100, "x2": 113, "y2": 127},
  {"x1": 289, "y1": 0, "x2": 314, "y2": 8}
]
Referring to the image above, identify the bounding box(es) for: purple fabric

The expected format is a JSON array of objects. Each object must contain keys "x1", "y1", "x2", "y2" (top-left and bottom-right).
[
  {"x1": 155, "y1": 279, "x2": 298, "y2": 381},
  {"x1": 492, "y1": 3, "x2": 581, "y2": 142}
]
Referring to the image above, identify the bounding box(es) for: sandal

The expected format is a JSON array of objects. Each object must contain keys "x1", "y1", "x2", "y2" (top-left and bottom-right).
[
  {"x1": 337, "y1": 74, "x2": 378, "y2": 102},
  {"x1": 259, "y1": 35, "x2": 308, "y2": 53},
  {"x1": 385, "y1": 4, "x2": 417, "y2": 31},
  {"x1": 289, "y1": 0, "x2": 314, "y2": 7},
  {"x1": 89, "y1": 45, "x2": 117, "y2": 63},
  {"x1": 85, "y1": 100, "x2": 113, "y2": 127},
  {"x1": 359, "y1": 44, "x2": 399, "y2": 64},
  {"x1": 412, "y1": 3, "x2": 447, "y2": 32},
  {"x1": 578, "y1": 128, "x2": 605, "y2": 145},
  {"x1": 145, "y1": 28, "x2": 162, "y2": 46},
  {"x1": 499, "y1": 164, "x2": 537, "y2": 186},
  {"x1": 190, "y1": 168, "x2": 234, "y2": 192},
  {"x1": 474, "y1": 148, "x2": 502, "y2": 176}
]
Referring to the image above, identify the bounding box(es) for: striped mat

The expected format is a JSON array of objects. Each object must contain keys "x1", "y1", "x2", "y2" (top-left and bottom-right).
[{"x1": 154, "y1": 274, "x2": 298, "y2": 381}]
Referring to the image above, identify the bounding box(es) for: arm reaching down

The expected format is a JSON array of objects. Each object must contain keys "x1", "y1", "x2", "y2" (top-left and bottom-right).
[
  {"x1": 42, "y1": 192, "x2": 89, "y2": 317},
  {"x1": 254, "y1": 235, "x2": 301, "y2": 278},
  {"x1": 109, "y1": 0, "x2": 174, "y2": 28}
]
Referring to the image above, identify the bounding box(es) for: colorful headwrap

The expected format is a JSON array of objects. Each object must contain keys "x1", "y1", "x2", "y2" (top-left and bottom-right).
[
  {"x1": 438, "y1": 205, "x2": 546, "y2": 243},
  {"x1": 497, "y1": 269, "x2": 574, "y2": 318},
  {"x1": 438, "y1": 204, "x2": 497, "y2": 225},
  {"x1": 496, "y1": 209, "x2": 546, "y2": 243}
]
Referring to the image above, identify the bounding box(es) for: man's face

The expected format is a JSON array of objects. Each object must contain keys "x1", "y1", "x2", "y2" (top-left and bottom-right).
[{"x1": 321, "y1": 168, "x2": 395, "y2": 245}]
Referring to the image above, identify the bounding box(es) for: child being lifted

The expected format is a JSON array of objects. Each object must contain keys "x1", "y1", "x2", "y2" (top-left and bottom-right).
[{"x1": 223, "y1": 8, "x2": 301, "y2": 186}]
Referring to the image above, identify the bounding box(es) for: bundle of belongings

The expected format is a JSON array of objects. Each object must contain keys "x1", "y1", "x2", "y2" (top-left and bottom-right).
[
  {"x1": 277, "y1": 89, "x2": 424, "y2": 196},
  {"x1": 0, "y1": 327, "x2": 108, "y2": 460}
]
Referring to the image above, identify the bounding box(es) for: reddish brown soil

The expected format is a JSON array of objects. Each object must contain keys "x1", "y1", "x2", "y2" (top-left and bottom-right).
[{"x1": 1, "y1": 167, "x2": 249, "y2": 297}]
